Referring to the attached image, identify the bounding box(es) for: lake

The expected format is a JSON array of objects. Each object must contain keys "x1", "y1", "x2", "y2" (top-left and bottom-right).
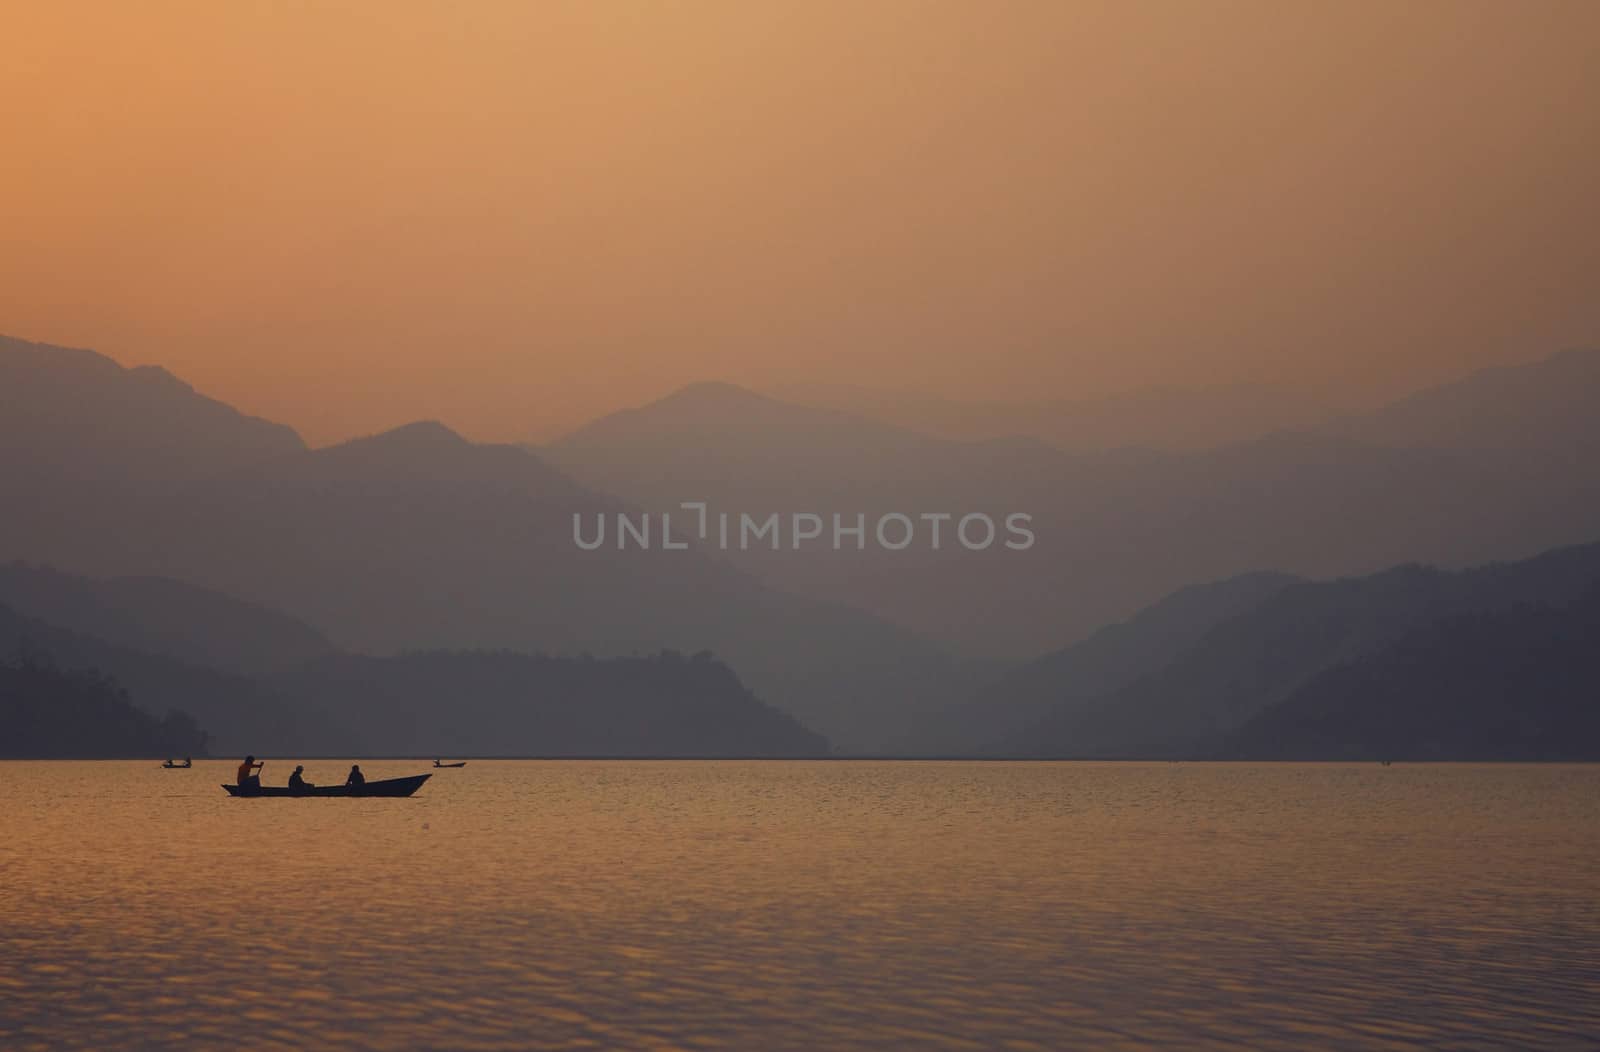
[{"x1": 2, "y1": 761, "x2": 1597, "y2": 1049}]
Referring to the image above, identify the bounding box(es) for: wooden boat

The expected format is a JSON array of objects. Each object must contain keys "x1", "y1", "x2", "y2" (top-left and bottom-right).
[
  {"x1": 222, "y1": 773, "x2": 432, "y2": 798},
  {"x1": 433, "y1": 760, "x2": 467, "y2": 768}
]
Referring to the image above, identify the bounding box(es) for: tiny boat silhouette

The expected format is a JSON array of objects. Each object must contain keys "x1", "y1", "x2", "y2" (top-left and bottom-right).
[
  {"x1": 433, "y1": 760, "x2": 467, "y2": 768},
  {"x1": 222, "y1": 773, "x2": 432, "y2": 798},
  {"x1": 162, "y1": 760, "x2": 192, "y2": 769}
]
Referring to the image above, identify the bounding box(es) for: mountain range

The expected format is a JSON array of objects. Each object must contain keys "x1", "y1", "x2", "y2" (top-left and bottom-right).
[
  {"x1": 0, "y1": 597, "x2": 340, "y2": 755},
  {"x1": 4, "y1": 330, "x2": 1599, "y2": 758},
  {"x1": 275, "y1": 649, "x2": 826, "y2": 758},
  {"x1": 1225, "y1": 586, "x2": 1600, "y2": 761},
  {"x1": 0, "y1": 564, "x2": 826, "y2": 758},
  {"x1": 956, "y1": 542, "x2": 1600, "y2": 759},
  {"x1": 0, "y1": 656, "x2": 208, "y2": 760},
  {"x1": 769, "y1": 380, "x2": 1336, "y2": 453},
  {"x1": 773, "y1": 348, "x2": 1600, "y2": 457},
  {"x1": 0, "y1": 337, "x2": 985, "y2": 752},
  {"x1": 0, "y1": 562, "x2": 335, "y2": 674},
  {"x1": 544, "y1": 349, "x2": 1600, "y2": 657}
]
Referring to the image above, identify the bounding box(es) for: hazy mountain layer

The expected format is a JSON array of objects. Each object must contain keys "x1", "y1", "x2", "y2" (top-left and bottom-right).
[
  {"x1": 0, "y1": 562, "x2": 335, "y2": 675},
  {"x1": 1228, "y1": 588, "x2": 1600, "y2": 761},
  {"x1": 0, "y1": 592, "x2": 831, "y2": 757},
  {"x1": 547, "y1": 351, "x2": 1600, "y2": 657},
  {"x1": 0, "y1": 339, "x2": 977, "y2": 752},
  {"x1": 775, "y1": 348, "x2": 1600, "y2": 457},
  {"x1": 0, "y1": 601, "x2": 346, "y2": 756},
  {"x1": 0, "y1": 334, "x2": 305, "y2": 482},
  {"x1": 273, "y1": 649, "x2": 829, "y2": 758},
  {"x1": 770, "y1": 380, "x2": 1335, "y2": 453},
  {"x1": 1323, "y1": 347, "x2": 1600, "y2": 454},
  {"x1": 0, "y1": 657, "x2": 208, "y2": 759},
  {"x1": 0, "y1": 335, "x2": 305, "y2": 578},
  {"x1": 928, "y1": 571, "x2": 1299, "y2": 751},
  {"x1": 9, "y1": 333, "x2": 1600, "y2": 755},
  {"x1": 978, "y1": 541, "x2": 1600, "y2": 758}
]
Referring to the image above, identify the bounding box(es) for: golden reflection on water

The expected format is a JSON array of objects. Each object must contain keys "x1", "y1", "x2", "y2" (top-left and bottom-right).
[{"x1": 1, "y1": 761, "x2": 1597, "y2": 1049}]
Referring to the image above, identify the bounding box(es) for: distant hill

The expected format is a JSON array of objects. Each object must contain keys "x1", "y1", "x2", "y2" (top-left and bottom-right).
[
  {"x1": 272, "y1": 649, "x2": 829, "y2": 757},
  {"x1": 771, "y1": 380, "x2": 1335, "y2": 453},
  {"x1": 928, "y1": 571, "x2": 1298, "y2": 751},
  {"x1": 0, "y1": 334, "x2": 304, "y2": 481},
  {"x1": 0, "y1": 656, "x2": 208, "y2": 759},
  {"x1": 1227, "y1": 588, "x2": 1600, "y2": 761},
  {"x1": 9, "y1": 334, "x2": 1600, "y2": 753},
  {"x1": 0, "y1": 562, "x2": 335, "y2": 675},
  {"x1": 1323, "y1": 347, "x2": 1600, "y2": 455},
  {"x1": 126, "y1": 419, "x2": 974, "y2": 752},
  {"x1": 0, "y1": 600, "x2": 832, "y2": 758},
  {"x1": 772, "y1": 349, "x2": 1600, "y2": 458},
  {"x1": 546, "y1": 362, "x2": 1600, "y2": 657},
  {"x1": 0, "y1": 601, "x2": 347, "y2": 755},
  {"x1": 977, "y1": 541, "x2": 1600, "y2": 758},
  {"x1": 544, "y1": 380, "x2": 1057, "y2": 511},
  {"x1": 0, "y1": 340, "x2": 977, "y2": 752},
  {"x1": 0, "y1": 334, "x2": 305, "y2": 576}
]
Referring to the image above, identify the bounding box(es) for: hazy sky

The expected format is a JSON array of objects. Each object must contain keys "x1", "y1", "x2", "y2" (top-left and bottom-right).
[{"x1": 4, "y1": 1, "x2": 1598, "y2": 444}]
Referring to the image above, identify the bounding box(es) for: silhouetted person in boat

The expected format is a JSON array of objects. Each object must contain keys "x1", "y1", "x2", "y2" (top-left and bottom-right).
[
  {"x1": 345, "y1": 764, "x2": 365, "y2": 789},
  {"x1": 288, "y1": 765, "x2": 313, "y2": 792},
  {"x1": 237, "y1": 755, "x2": 263, "y2": 790}
]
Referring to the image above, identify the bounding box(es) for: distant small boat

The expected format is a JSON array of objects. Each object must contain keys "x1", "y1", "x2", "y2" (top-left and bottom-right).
[
  {"x1": 222, "y1": 773, "x2": 431, "y2": 798},
  {"x1": 162, "y1": 760, "x2": 192, "y2": 769},
  {"x1": 433, "y1": 760, "x2": 467, "y2": 768}
]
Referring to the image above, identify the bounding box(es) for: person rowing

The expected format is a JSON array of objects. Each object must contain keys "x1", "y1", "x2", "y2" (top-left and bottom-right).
[{"x1": 236, "y1": 755, "x2": 263, "y2": 790}]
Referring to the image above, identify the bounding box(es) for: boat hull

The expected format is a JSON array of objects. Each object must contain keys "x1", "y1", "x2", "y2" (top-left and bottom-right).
[{"x1": 222, "y1": 773, "x2": 431, "y2": 798}]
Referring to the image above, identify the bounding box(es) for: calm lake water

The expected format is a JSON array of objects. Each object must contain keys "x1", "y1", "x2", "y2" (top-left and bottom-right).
[{"x1": 1, "y1": 761, "x2": 1597, "y2": 1049}]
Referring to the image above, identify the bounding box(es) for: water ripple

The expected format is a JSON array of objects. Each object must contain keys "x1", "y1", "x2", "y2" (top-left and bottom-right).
[{"x1": 1, "y1": 761, "x2": 1597, "y2": 1048}]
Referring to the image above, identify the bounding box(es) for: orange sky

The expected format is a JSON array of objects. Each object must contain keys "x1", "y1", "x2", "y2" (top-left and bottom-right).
[{"x1": 3, "y1": 1, "x2": 1598, "y2": 445}]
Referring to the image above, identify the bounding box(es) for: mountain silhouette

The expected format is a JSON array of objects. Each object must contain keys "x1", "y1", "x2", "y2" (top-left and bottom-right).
[
  {"x1": 153, "y1": 419, "x2": 975, "y2": 750},
  {"x1": 0, "y1": 341, "x2": 974, "y2": 751},
  {"x1": 0, "y1": 334, "x2": 303, "y2": 482},
  {"x1": 0, "y1": 654, "x2": 209, "y2": 759},
  {"x1": 1323, "y1": 347, "x2": 1600, "y2": 454},
  {"x1": 0, "y1": 563, "x2": 835, "y2": 757},
  {"x1": 547, "y1": 356, "x2": 1600, "y2": 657},
  {"x1": 10, "y1": 333, "x2": 1600, "y2": 755},
  {"x1": 770, "y1": 380, "x2": 1335, "y2": 453},
  {"x1": 0, "y1": 562, "x2": 335, "y2": 675},
  {"x1": 544, "y1": 380, "x2": 1055, "y2": 510},
  {"x1": 0, "y1": 597, "x2": 830, "y2": 757},
  {"x1": 0, "y1": 600, "x2": 342, "y2": 755},
  {"x1": 0, "y1": 334, "x2": 306, "y2": 577},
  {"x1": 977, "y1": 541, "x2": 1600, "y2": 757},
  {"x1": 927, "y1": 571, "x2": 1299, "y2": 751},
  {"x1": 272, "y1": 649, "x2": 829, "y2": 757},
  {"x1": 772, "y1": 349, "x2": 1600, "y2": 457},
  {"x1": 1227, "y1": 586, "x2": 1600, "y2": 761}
]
